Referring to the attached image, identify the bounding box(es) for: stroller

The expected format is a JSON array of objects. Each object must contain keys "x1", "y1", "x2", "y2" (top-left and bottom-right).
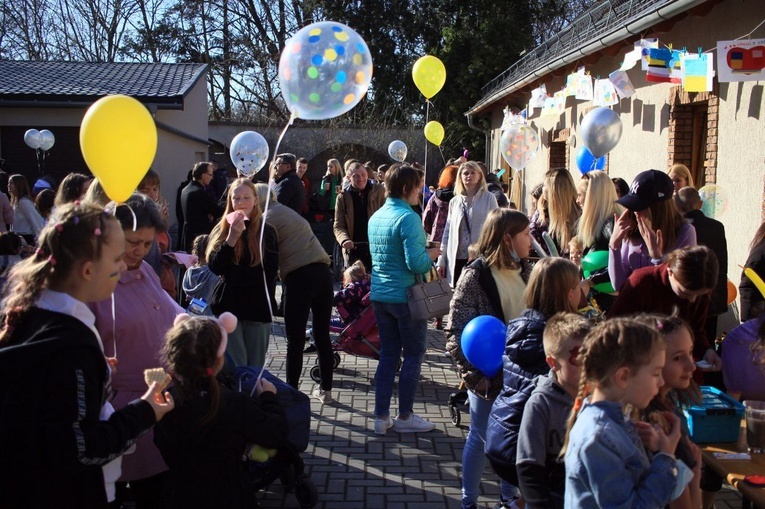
[
  {"x1": 227, "y1": 364, "x2": 319, "y2": 509},
  {"x1": 308, "y1": 293, "x2": 401, "y2": 383}
]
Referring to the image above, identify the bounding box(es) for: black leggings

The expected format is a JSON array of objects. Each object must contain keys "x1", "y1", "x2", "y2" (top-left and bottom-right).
[{"x1": 284, "y1": 263, "x2": 334, "y2": 390}]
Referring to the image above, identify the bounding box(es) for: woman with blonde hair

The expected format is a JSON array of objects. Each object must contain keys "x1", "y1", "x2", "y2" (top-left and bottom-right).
[
  {"x1": 577, "y1": 170, "x2": 622, "y2": 310},
  {"x1": 320, "y1": 158, "x2": 343, "y2": 213},
  {"x1": 578, "y1": 170, "x2": 622, "y2": 253},
  {"x1": 437, "y1": 161, "x2": 498, "y2": 285},
  {"x1": 669, "y1": 163, "x2": 694, "y2": 194},
  {"x1": 542, "y1": 168, "x2": 581, "y2": 257},
  {"x1": 206, "y1": 177, "x2": 278, "y2": 368}
]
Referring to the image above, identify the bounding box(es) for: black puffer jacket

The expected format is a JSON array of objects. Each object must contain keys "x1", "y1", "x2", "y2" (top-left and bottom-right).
[{"x1": 485, "y1": 308, "x2": 549, "y2": 484}]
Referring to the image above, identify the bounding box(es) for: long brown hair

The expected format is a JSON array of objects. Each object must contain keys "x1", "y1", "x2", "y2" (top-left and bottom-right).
[
  {"x1": 8, "y1": 174, "x2": 32, "y2": 206},
  {"x1": 206, "y1": 178, "x2": 263, "y2": 267},
  {"x1": 635, "y1": 199, "x2": 685, "y2": 252},
  {"x1": 523, "y1": 257, "x2": 581, "y2": 316},
  {"x1": 477, "y1": 208, "x2": 529, "y2": 270},
  {"x1": 161, "y1": 317, "x2": 223, "y2": 426},
  {"x1": 560, "y1": 317, "x2": 665, "y2": 456},
  {"x1": 750, "y1": 220, "x2": 765, "y2": 251},
  {"x1": 0, "y1": 202, "x2": 118, "y2": 344},
  {"x1": 665, "y1": 245, "x2": 718, "y2": 292}
]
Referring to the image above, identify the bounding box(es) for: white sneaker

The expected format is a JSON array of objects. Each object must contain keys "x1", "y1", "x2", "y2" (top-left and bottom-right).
[
  {"x1": 374, "y1": 417, "x2": 394, "y2": 435},
  {"x1": 311, "y1": 385, "x2": 333, "y2": 404},
  {"x1": 393, "y1": 414, "x2": 436, "y2": 433}
]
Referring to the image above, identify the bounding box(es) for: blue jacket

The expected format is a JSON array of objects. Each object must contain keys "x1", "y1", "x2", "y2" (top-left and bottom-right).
[
  {"x1": 564, "y1": 400, "x2": 677, "y2": 509},
  {"x1": 485, "y1": 308, "x2": 549, "y2": 483},
  {"x1": 369, "y1": 197, "x2": 432, "y2": 303}
]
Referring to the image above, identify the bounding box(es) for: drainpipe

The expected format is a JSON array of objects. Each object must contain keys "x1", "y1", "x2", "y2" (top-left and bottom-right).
[{"x1": 465, "y1": 111, "x2": 490, "y2": 164}]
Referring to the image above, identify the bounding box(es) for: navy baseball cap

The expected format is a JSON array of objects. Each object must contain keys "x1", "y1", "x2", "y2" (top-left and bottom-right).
[{"x1": 616, "y1": 170, "x2": 674, "y2": 211}]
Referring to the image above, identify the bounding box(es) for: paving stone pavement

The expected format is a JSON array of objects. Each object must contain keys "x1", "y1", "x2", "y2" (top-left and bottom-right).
[{"x1": 254, "y1": 317, "x2": 745, "y2": 509}]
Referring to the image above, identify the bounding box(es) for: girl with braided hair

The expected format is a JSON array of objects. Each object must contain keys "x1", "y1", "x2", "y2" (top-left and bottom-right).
[
  {"x1": 0, "y1": 202, "x2": 174, "y2": 508},
  {"x1": 561, "y1": 318, "x2": 682, "y2": 508}
]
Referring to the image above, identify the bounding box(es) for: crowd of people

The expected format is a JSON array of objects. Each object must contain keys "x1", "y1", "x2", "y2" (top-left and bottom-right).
[{"x1": 0, "y1": 155, "x2": 763, "y2": 509}]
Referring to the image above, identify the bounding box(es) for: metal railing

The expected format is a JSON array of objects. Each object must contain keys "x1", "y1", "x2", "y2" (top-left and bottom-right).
[{"x1": 479, "y1": 0, "x2": 670, "y2": 100}]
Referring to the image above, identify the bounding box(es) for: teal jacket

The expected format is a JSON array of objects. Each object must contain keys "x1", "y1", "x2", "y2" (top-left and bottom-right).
[{"x1": 369, "y1": 197, "x2": 432, "y2": 303}]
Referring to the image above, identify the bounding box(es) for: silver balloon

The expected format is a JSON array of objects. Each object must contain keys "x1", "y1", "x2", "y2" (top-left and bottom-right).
[
  {"x1": 388, "y1": 140, "x2": 407, "y2": 162},
  {"x1": 39, "y1": 129, "x2": 55, "y2": 151},
  {"x1": 230, "y1": 131, "x2": 269, "y2": 177},
  {"x1": 24, "y1": 129, "x2": 42, "y2": 150},
  {"x1": 580, "y1": 107, "x2": 622, "y2": 158}
]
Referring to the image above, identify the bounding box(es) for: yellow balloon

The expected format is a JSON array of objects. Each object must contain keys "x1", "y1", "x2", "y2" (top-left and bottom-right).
[
  {"x1": 80, "y1": 95, "x2": 157, "y2": 203},
  {"x1": 412, "y1": 55, "x2": 446, "y2": 99},
  {"x1": 744, "y1": 267, "x2": 765, "y2": 300},
  {"x1": 424, "y1": 121, "x2": 445, "y2": 146}
]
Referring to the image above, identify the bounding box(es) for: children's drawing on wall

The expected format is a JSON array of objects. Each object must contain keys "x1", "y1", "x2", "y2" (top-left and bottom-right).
[
  {"x1": 681, "y1": 53, "x2": 714, "y2": 92},
  {"x1": 644, "y1": 47, "x2": 684, "y2": 83},
  {"x1": 575, "y1": 73, "x2": 593, "y2": 101},
  {"x1": 593, "y1": 79, "x2": 619, "y2": 106},
  {"x1": 609, "y1": 70, "x2": 636, "y2": 99},
  {"x1": 716, "y1": 39, "x2": 765, "y2": 82}
]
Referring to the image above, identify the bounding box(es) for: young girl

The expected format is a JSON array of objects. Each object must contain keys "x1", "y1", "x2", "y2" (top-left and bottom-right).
[
  {"x1": 0, "y1": 202, "x2": 173, "y2": 508},
  {"x1": 8, "y1": 173, "x2": 45, "y2": 245},
  {"x1": 639, "y1": 315, "x2": 702, "y2": 509},
  {"x1": 207, "y1": 178, "x2": 278, "y2": 368},
  {"x1": 154, "y1": 313, "x2": 288, "y2": 509},
  {"x1": 333, "y1": 260, "x2": 371, "y2": 325},
  {"x1": 485, "y1": 256, "x2": 583, "y2": 492},
  {"x1": 562, "y1": 318, "x2": 682, "y2": 509}
]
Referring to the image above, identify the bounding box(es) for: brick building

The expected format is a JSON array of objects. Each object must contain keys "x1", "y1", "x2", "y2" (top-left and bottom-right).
[{"x1": 466, "y1": 0, "x2": 765, "y2": 313}]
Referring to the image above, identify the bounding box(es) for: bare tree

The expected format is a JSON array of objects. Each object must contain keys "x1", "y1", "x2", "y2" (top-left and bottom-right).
[
  {"x1": 51, "y1": 0, "x2": 138, "y2": 61},
  {"x1": 0, "y1": 0, "x2": 58, "y2": 60}
]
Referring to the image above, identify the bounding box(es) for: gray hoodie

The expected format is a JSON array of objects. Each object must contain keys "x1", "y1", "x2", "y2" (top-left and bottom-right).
[
  {"x1": 182, "y1": 266, "x2": 219, "y2": 315},
  {"x1": 516, "y1": 371, "x2": 574, "y2": 509}
]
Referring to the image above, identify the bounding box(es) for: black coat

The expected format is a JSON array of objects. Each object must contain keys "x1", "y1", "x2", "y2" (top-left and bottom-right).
[
  {"x1": 0, "y1": 308, "x2": 155, "y2": 509},
  {"x1": 686, "y1": 209, "x2": 728, "y2": 316},
  {"x1": 741, "y1": 239, "x2": 765, "y2": 321},
  {"x1": 180, "y1": 181, "x2": 223, "y2": 253},
  {"x1": 208, "y1": 224, "x2": 279, "y2": 323},
  {"x1": 274, "y1": 170, "x2": 306, "y2": 215},
  {"x1": 154, "y1": 385, "x2": 288, "y2": 509}
]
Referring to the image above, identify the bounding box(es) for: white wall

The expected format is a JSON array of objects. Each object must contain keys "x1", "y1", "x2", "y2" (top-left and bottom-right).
[{"x1": 487, "y1": 0, "x2": 765, "y2": 298}]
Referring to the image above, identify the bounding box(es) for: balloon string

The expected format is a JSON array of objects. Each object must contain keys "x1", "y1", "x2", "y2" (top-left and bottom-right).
[
  {"x1": 424, "y1": 100, "x2": 429, "y2": 199},
  {"x1": 257, "y1": 113, "x2": 295, "y2": 351},
  {"x1": 438, "y1": 145, "x2": 446, "y2": 165}
]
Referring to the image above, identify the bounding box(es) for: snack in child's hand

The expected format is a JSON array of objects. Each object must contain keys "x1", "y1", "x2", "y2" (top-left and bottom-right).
[
  {"x1": 647, "y1": 410, "x2": 671, "y2": 434},
  {"x1": 143, "y1": 368, "x2": 171, "y2": 392}
]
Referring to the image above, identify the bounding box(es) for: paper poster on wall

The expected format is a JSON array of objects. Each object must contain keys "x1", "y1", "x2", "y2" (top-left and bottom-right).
[
  {"x1": 644, "y1": 47, "x2": 684, "y2": 83},
  {"x1": 716, "y1": 39, "x2": 765, "y2": 82},
  {"x1": 593, "y1": 79, "x2": 619, "y2": 106},
  {"x1": 565, "y1": 72, "x2": 579, "y2": 96},
  {"x1": 681, "y1": 53, "x2": 714, "y2": 92},
  {"x1": 541, "y1": 96, "x2": 557, "y2": 117},
  {"x1": 617, "y1": 38, "x2": 659, "y2": 71},
  {"x1": 554, "y1": 91, "x2": 567, "y2": 114},
  {"x1": 575, "y1": 74, "x2": 593, "y2": 101},
  {"x1": 529, "y1": 84, "x2": 547, "y2": 110},
  {"x1": 638, "y1": 38, "x2": 660, "y2": 71},
  {"x1": 609, "y1": 69, "x2": 636, "y2": 99}
]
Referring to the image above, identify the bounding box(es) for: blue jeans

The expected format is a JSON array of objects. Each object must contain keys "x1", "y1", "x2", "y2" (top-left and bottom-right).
[
  {"x1": 372, "y1": 301, "x2": 427, "y2": 418},
  {"x1": 462, "y1": 391, "x2": 518, "y2": 508}
]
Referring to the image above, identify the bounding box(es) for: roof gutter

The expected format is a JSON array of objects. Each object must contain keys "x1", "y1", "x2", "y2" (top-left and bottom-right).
[
  {"x1": 466, "y1": 0, "x2": 708, "y2": 116},
  {"x1": 465, "y1": 112, "x2": 491, "y2": 164},
  {"x1": 0, "y1": 99, "x2": 184, "y2": 110}
]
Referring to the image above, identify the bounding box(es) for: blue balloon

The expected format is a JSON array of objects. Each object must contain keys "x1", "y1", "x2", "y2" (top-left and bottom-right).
[
  {"x1": 461, "y1": 316, "x2": 507, "y2": 377},
  {"x1": 576, "y1": 146, "x2": 606, "y2": 175}
]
